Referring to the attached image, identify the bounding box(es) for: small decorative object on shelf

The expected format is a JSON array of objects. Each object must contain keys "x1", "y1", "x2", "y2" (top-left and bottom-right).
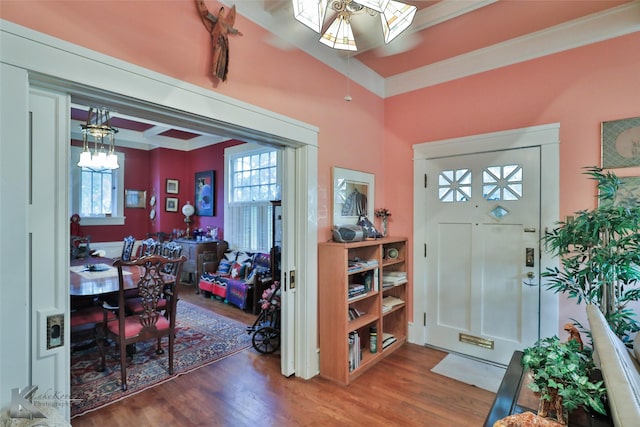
[
  {"x1": 375, "y1": 208, "x2": 391, "y2": 237},
  {"x1": 369, "y1": 326, "x2": 377, "y2": 354}
]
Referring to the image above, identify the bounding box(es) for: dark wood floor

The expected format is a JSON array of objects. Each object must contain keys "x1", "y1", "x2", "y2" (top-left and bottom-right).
[{"x1": 72, "y1": 283, "x2": 496, "y2": 426}]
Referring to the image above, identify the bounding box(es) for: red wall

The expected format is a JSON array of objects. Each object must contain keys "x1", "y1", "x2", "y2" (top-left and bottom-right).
[{"x1": 82, "y1": 140, "x2": 243, "y2": 242}]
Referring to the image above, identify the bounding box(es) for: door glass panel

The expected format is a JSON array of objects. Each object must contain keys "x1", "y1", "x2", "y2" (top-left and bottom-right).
[
  {"x1": 483, "y1": 164, "x2": 523, "y2": 201},
  {"x1": 439, "y1": 169, "x2": 471, "y2": 203}
]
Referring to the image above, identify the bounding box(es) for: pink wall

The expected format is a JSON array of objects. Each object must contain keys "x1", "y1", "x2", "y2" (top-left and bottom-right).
[{"x1": 384, "y1": 32, "x2": 640, "y2": 328}]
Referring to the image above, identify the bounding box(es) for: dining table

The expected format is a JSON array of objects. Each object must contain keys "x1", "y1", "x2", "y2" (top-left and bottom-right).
[
  {"x1": 70, "y1": 256, "x2": 138, "y2": 297},
  {"x1": 70, "y1": 256, "x2": 177, "y2": 297}
]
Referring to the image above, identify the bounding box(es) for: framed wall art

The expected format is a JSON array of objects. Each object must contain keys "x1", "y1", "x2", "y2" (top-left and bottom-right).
[
  {"x1": 195, "y1": 170, "x2": 215, "y2": 216},
  {"x1": 124, "y1": 189, "x2": 146, "y2": 208},
  {"x1": 165, "y1": 197, "x2": 179, "y2": 212},
  {"x1": 613, "y1": 176, "x2": 640, "y2": 208},
  {"x1": 166, "y1": 178, "x2": 179, "y2": 194},
  {"x1": 601, "y1": 116, "x2": 640, "y2": 169},
  {"x1": 332, "y1": 167, "x2": 374, "y2": 226}
]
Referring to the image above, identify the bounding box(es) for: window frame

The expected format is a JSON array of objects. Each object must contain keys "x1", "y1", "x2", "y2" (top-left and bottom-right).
[
  {"x1": 70, "y1": 145, "x2": 125, "y2": 226},
  {"x1": 224, "y1": 143, "x2": 281, "y2": 251}
]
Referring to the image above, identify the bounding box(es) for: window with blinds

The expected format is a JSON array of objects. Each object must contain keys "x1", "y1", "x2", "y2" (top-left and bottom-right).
[{"x1": 225, "y1": 144, "x2": 281, "y2": 252}]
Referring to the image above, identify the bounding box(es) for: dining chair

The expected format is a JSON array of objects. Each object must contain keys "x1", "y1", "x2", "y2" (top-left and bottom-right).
[
  {"x1": 99, "y1": 254, "x2": 186, "y2": 391},
  {"x1": 120, "y1": 235, "x2": 136, "y2": 261},
  {"x1": 125, "y1": 242, "x2": 183, "y2": 315},
  {"x1": 137, "y1": 237, "x2": 161, "y2": 258}
]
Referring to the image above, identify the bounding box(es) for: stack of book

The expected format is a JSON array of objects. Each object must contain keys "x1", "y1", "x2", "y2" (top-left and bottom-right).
[
  {"x1": 382, "y1": 295, "x2": 405, "y2": 313},
  {"x1": 382, "y1": 271, "x2": 407, "y2": 288},
  {"x1": 348, "y1": 331, "x2": 361, "y2": 372},
  {"x1": 348, "y1": 258, "x2": 379, "y2": 272},
  {"x1": 348, "y1": 283, "x2": 366, "y2": 299}
]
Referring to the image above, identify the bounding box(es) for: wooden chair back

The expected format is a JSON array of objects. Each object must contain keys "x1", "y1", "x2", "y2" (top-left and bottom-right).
[
  {"x1": 101, "y1": 254, "x2": 186, "y2": 391},
  {"x1": 138, "y1": 238, "x2": 161, "y2": 258},
  {"x1": 121, "y1": 235, "x2": 136, "y2": 261},
  {"x1": 160, "y1": 241, "x2": 183, "y2": 275}
]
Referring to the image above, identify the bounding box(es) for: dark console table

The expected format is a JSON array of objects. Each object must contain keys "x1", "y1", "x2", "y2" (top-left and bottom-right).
[
  {"x1": 484, "y1": 351, "x2": 613, "y2": 427},
  {"x1": 175, "y1": 239, "x2": 221, "y2": 292}
]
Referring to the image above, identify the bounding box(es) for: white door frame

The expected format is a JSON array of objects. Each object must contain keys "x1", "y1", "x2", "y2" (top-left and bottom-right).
[
  {"x1": 410, "y1": 124, "x2": 560, "y2": 348},
  {"x1": 0, "y1": 20, "x2": 319, "y2": 413}
]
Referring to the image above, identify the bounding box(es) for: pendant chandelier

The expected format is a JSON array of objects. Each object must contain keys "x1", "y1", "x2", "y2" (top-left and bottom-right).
[
  {"x1": 77, "y1": 107, "x2": 120, "y2": 171},
  {"x1": 292, "y1": 0, "x2": 417, "y2": 51}
]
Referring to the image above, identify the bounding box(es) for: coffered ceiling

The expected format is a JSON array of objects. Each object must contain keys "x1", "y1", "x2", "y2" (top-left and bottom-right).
[{"x1": 230, "y1": 0, "x2": 637, "y2": 97}]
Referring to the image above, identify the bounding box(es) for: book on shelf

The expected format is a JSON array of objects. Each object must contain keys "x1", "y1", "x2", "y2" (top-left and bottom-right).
[
  {"x1": 348, "y1": 307, "x2": 364, "y2": 320},
  {"x1": 382, "y1": 295, "x2": 405, "y2": 308},
  {"x1": 348, "y1": 283, "x2": 366, "y2": 299},
  {"x1": 382, "y1": 332, "x2": 397, "y2": 349},
  {"x1": 382, "y1": 271, "x2": 407, "y2": 285},
  {"x1": 348, "y1": 331, "x2": 361, "y2": 372},
  {"x1": 348, "y1": 258, "x2": 379, "y2": 272}
]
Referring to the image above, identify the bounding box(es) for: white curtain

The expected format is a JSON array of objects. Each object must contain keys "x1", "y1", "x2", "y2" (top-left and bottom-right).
[{"x1": 225, "y1": 202, "x2": 273, "y2": 252}]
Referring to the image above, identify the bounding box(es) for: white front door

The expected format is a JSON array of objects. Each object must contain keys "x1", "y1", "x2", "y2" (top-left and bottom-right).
[{"x1": 424, "y1": 146, "x2": 541, "y2": 364}]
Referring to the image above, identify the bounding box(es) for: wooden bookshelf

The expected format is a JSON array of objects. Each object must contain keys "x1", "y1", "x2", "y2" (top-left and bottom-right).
[{"x1": 318, "y1": 237, "x2": 408, "y2": 385}]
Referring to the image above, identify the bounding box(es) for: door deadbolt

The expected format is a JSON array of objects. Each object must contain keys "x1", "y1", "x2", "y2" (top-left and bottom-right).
[{"x1": 526, "y1": 248, "x2": 534, "y2": 267}]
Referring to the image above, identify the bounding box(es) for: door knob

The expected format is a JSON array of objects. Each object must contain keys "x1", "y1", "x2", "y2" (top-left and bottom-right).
[{"x1": 523, "y1": 271, "x2": 536, "y2": 287}]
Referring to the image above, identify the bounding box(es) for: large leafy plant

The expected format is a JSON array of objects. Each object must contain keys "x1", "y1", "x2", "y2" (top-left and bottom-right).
[
  {"x1": 542, "y1": 167, "x2": 640, "y2": 341},
  {"x1": 522, "y1": 336, "x2": 607, "y2": 423}
]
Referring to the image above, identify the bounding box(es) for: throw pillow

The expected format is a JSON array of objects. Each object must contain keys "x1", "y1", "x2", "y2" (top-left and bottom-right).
[
  {"x1": 216, "y1": 259, "x2": 233, "y2": 276},
  {"x1": 235, "y1": 251, "x2": 253, "y2": 265},
  {"x1": 230, "y1": 262, "x2": 246, "y2": 279}
]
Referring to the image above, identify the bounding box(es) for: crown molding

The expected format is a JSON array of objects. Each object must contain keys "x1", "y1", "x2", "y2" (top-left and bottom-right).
[{"x1": 385, "y1": 2, "x2": 640, "y2": 97}]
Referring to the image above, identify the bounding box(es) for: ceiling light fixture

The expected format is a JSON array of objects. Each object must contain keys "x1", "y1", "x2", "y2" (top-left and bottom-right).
[
  {"x1": 77, "y1": 107, "x2": 120, "y2": 171},
  {"x1": 293, "y1": 0, "x2": 417, "y2": 51}
]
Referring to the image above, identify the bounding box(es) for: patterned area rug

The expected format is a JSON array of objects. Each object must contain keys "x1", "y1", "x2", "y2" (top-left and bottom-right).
[{"x1": 71, "y1": 300, "x2": 252, "y2": 418}]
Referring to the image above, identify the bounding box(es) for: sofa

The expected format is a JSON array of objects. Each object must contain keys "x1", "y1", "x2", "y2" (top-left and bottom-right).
[
  {"x1": 199, "y1": 250, "x2": 272, "y2": 313},
  {"x1": 586, "y1": 304, "x2": 640, "y2": 427}
]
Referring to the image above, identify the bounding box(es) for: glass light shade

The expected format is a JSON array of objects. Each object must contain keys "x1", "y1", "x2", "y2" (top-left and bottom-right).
[
  {"x1": 319, "y1": 14, "x2": 357, "y2": 51},
  {"x1": 182, "y1": 201, "x2": 195, "y2": 217},
  {"x1": 94, "y1": 151, "x2": 107, "y2": 167},
  {"x1": 292, "y1": 0, "x2": 328, "y2": 33},
  {"x1": 77, "y1": 150, "x2": 92, "y2": 168},
  {"x1": 380, "y1": 0, "x2": 417, "y2": 44},
  {"x1": 106, "y1": 153, "x2": 120, "y2": 169},
  {"x1": 353, "y1": 0, "x2": 390, "y2": 13},
  {"x1": 78, "y1": 107, "x2": 120, "y2": 171}
]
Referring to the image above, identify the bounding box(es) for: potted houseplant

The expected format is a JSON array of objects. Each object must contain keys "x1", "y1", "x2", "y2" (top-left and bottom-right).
[
  {"x1": 542, "y1": 167, "x2": 640, "y2": 342},
  {"x1": 522, "y1": 336, "x2": 607, "y2": 424}
]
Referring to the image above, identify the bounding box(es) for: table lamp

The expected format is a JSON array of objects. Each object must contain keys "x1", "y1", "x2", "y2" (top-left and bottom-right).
[{"x1": 182, "y1": 201, "x2": 195, "y2": 237}]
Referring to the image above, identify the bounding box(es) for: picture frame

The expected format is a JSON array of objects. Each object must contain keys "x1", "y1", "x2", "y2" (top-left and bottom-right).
[
  {"x1": 613, "y1": 176, "x2": 640, "y2": 208},
  {"x1": 166, "y1": 178, "x2": 179, "y2": 194},
  {"x1": 195, "y1": 170, "x2": 215, "y2": 216},
  {"x1": 332, "y1": 167, "x2": 375, "y2": 226},
  {"x1": 601, "y1": 116, "x2": 640, "y2": 169},
  {"x1": 124, "y1": 189, "x2": 147, "y2": 208},
  {"x1": 165, "y1": 197, "x2": 179, "y2": 212}
]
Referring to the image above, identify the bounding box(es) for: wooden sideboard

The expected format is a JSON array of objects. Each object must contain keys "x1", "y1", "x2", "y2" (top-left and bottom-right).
[{"x1": 174, "y1": 239, "x2": 223, "y2": 291}]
